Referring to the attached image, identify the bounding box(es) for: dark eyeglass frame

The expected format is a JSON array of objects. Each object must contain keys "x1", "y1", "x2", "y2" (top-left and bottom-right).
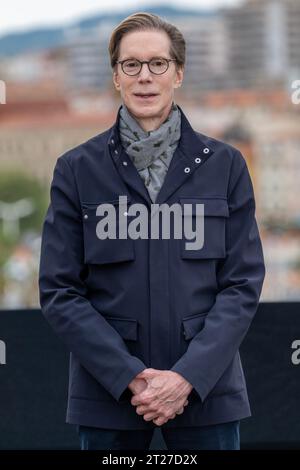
[{"x1": 116, "y1": 57, "x2": 177, "y2": 76}]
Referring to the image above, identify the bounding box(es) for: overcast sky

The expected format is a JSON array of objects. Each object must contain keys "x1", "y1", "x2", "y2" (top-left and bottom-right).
[{"x1": 0, "y1": 0, "x2": 242, "y2": 36}]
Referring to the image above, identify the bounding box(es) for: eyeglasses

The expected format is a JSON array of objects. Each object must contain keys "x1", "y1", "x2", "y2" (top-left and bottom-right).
[{"x1": 116, "y1": 57, "x2": 177, "y2": 76}]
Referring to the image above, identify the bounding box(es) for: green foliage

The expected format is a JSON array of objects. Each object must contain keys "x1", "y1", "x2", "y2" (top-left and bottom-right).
[{"x1": 0, "y1": 169, "x2": 48, "y2": 256}]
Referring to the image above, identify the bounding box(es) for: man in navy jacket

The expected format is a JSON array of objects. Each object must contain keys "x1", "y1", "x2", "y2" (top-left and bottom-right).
[{"x1": 39, "y1": 12, "x2": 265, "y2": 450}]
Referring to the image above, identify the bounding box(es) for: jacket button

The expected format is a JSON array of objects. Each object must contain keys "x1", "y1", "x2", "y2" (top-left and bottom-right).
[
  {"x1": 184, "y1": 167, "x2": 190, "y2": 173},
  {"x1": 84, "y1": 214, "x2": 88, "y2": 220},
  {"x1": 123, "y1": 161, "x2": 128, "y2": 166},
  {"x1": 111, "y1": 139, "x2": 115, "y2": 145},
  {"x1": 195, "y1": 157, "x2": 201, "y2": 163},
  {"x1": 203, "y1": 148, "x2": 210, "y2": 154},
  {"x1": 114, "y1": 149, "x2": 118, "y2": 155}
]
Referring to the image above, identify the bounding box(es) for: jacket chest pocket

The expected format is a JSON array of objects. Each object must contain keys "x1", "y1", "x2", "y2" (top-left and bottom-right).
[
  {"x1": 81, "y1": 199, "x2": 135, "y2": 265},
  {"x1": 179, "y1": 197, "x2": 229, "y2": 259}
]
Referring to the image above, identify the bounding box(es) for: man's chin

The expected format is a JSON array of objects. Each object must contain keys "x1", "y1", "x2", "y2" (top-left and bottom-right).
[{"x1": 127, "y1": 102, "x2": 158, "y2": 115}]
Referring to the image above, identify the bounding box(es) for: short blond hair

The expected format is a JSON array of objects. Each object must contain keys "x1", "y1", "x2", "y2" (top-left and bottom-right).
[{"x1": 108, "y1": 12, "x2": 185, "y2": 71}]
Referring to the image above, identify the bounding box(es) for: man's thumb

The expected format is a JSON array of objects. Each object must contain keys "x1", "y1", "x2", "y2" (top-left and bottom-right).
[{"x1": 135, "y1": 368, "x2": 156, "y2": 379}]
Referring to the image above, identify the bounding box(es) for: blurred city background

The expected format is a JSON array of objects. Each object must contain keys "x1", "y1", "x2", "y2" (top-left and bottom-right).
[{"x1": 0, "y1": 0, "x2": 300, "y2": 308}]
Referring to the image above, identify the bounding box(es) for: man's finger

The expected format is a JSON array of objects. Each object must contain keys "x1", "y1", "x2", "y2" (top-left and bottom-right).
[
  {"x1": 153, "y1": 416, "x2": 168, "y2": 426},
  {"x1": 176, "y1": 407, "x2": 184, "y2": 415}
]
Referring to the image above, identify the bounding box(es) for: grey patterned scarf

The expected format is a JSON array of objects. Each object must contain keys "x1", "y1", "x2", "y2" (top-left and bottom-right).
[{"x1": 118, "y1": 101, "x2": 181, "y2": 202}]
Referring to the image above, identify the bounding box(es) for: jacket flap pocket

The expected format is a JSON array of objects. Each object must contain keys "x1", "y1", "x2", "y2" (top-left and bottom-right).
[
  {"x1": 182, "y1": 312, "x2": 208, "y2": 340},
  {"x1": 81, "y1": 196, "x2": 132, "y2": 217},
  {"x1": 81, "y1": 198, "x2": 135, "y2": 265},
  {"x1": 180, "y1": 198, "x2": 229, "y2": 217},
  {"x1": 180, "y1": 198, "x2": 228, "y2": 259},
  {"x1": 82, "y1": 195, "x2": 132, "y2": 206},
  {"x1": 105, "y1": 316, "x2": 138, "y2": 341}
]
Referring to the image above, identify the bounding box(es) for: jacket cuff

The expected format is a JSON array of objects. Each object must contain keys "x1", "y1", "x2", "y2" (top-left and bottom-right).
[
  {"x1": 109, "y1": 358, "x2": 147, "y2": 402},
  {"x1": 171, "y1": 358, "x2": 210, "y2": 402}
]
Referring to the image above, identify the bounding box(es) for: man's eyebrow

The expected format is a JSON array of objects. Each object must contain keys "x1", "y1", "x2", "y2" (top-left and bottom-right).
[
  {"x1": 119, "y1": 55, "x2": 168, "y2": 61},
  {"x1": 119, "y1": 56, "x2": 136, "y2": 61}
]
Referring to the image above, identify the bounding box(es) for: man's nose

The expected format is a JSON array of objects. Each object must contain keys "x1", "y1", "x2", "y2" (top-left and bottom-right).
[{"x1": 137, "y1": 63, "x2": 152, "y2": 81}]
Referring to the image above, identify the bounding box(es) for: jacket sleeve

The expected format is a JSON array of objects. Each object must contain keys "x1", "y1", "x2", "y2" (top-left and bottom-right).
[
  {"x1": 171, "y1": 150, "x2": 265, "y2": 401},
  {"x1": 38, "y1": 154, "x2": 146, "y2": 402}
]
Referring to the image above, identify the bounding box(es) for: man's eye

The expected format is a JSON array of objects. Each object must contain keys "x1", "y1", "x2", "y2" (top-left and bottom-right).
[
  {"x1": 126, "y1": 61, "x2": 138, "y2": 67},
  {"x1": 152, "y1": 60, "x2": 163, "y2": 66}
]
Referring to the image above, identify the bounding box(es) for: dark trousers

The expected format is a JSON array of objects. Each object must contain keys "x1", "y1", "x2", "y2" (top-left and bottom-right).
[{"x1": 77, "y1": 420, "x2": 240, "y2": 450}]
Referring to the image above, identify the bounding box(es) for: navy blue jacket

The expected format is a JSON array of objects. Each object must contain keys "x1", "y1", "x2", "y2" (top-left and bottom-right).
[{"x1": 39, "y1": 104, "x2": 265, "y2": 429}]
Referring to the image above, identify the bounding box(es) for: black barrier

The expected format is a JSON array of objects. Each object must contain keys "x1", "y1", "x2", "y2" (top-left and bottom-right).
[{"x1": 0, "y1": 303, "x2": 300, "y2": 449}]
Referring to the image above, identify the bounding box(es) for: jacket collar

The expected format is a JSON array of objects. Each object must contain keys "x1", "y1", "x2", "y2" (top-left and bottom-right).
[{"x1": 107, "y1": 103, "x2": 214, "y2": 206}]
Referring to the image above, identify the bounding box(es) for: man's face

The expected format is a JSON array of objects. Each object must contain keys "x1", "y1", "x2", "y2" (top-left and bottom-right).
[{"x1": 113, "y1": 29, "x2": 184, "y2": 127}]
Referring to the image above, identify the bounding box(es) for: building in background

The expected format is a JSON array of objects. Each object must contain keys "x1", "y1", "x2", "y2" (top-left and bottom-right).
[
  {"x1": 224, "y1": 0, "x2": 300, "y2": 89},
  {"x1": 173, "y1": 15, "x2": 228, "y2": 92},
  {"x1": 64, "y1": 24, "x2": 113, "y2": 92}
]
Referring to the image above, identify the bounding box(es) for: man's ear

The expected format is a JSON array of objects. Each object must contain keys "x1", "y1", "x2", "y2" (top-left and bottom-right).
[
  {"x1": 113, "y1": 70, "x2": 121, "y2": 91},
  {"x1": 174, "y1": 66, "x2": 184, "y2": 89}
]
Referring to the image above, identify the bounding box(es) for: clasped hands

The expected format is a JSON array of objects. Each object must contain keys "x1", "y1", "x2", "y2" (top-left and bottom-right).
[{"x1": 128, "y1": 368, "x2": 193, "y2": 426}]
